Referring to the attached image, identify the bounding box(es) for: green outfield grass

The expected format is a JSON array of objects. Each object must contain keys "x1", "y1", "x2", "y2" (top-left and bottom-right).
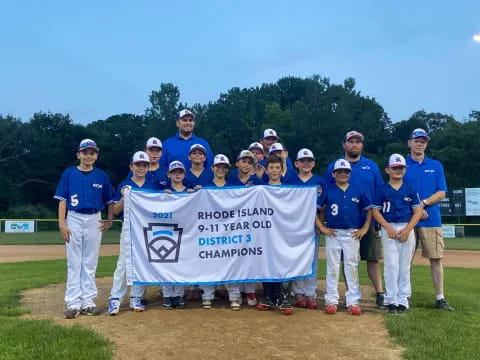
[{"x1": 1, "y1": 258, "x2": 479, "y2": 359}]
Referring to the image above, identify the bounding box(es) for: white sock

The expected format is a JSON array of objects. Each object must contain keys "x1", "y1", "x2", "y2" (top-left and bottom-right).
[{"x1": 436, "y1": 294, "x2": 445, "y2": 301}]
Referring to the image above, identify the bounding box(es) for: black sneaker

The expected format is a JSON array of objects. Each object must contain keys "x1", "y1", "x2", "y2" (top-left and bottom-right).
[
  {"x1": 257, "y1": 297, "x2": 276, "y2": 310},
  {"x1": 279, "y1": 298, "x2": 293, "y2": 315},
  {"x1": 64, "y1": 308, "x2": 80, "y2": 319},
  {"x1": 376, "y1": 292, "x2": 385, "y2": 308},
  {"x1": 174, "y1": 296, "x2": 185, "y2": 309},
  {"x1": 436, "y1": 298, "x2": 454, "y2": 312},
  {"x1": 80, "y1": 306, "x2": 102, "y2": 316},
  {"x1": 397, "y1": 305, "x2": 407, "y2": 315},
  {"x1": 163, "y1": 297, "x2": 173, "y2": 310},
  {"x1": 387, "y1": 304, "x2": 398, "y2": 315}
]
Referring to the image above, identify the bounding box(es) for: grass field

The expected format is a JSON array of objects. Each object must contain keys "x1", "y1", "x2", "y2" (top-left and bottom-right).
[
  {"x1": 1, "y1": 257, "x2": 479, "y2": 359},
  {"x1": 2, "y1": 231, "x2": 480, "y2": 251}
]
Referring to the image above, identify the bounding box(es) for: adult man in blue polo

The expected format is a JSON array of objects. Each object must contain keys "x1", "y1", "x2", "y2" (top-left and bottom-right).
[
  {"x1": 404, "y1": 128, "x2": 454, "y2": 311},
  {"x1": 325, "y1": 131, "x2": 385, "y2": 307},
  {"x1": 160, "y1": 109, "x2": 214, "y2": 169}
]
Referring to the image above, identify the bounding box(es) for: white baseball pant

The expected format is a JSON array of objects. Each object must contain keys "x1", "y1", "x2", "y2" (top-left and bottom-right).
[
  {"x1": 65, "y1": 211, "x2": 102, "y2": 310},
  {"x1": 293, "y1": 240, "x2": 319, "y2": 297},
  {"x1": 110, "y1": 224, "x2": 145, "y2": 301},
  {"x1": 381, "y1": 223, "x2": 415, "y2": 308},
  {"x1": 162, "y1": 285, "x2": 184, "y2": 297},
  {"x1": 325, "y1": 229, "x2": 361, "y2": 306}
]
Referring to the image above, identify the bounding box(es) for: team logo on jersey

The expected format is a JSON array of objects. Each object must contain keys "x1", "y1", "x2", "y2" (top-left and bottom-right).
[
  {"x1": 404, "y1": 197, "x2": 412, "y2": 202},
  {"x1": 92, "y1": 183, "x2": 103, "y2": 189},
  {"x1": 424, "y1": 169, "x2": 435, "y2": 173},
  {"x1": 361, "y1": 166, "x2": 371, "y2": 170},
  {"x1": 143, "y1": 223, "x2": 183, "y2": 263},
  {"x1": 351, "y1": 197, "x2": 360, "y2": 203}
]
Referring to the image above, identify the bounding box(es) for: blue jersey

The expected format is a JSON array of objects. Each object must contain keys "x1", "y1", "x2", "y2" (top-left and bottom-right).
[
  {"x1": 204, "y1": 179, "x2": 227, "y2": 188},
  {"x1": 227, "y1": 174, "x2": 264, "y2": 186},
  {"x1": 404, "y1": 156, "x2": 447, "y2": 227},
  {"x1": 127, "y1": 167, "x2": 168, "y2": 189},
  {"x1": 185, "y1": 167, "x2": 214, "y2": 187},
  {"x1": 160, "y1": 133, "x2": 214, "y2": 170},
  {"x1": 289, "y1": 174, "x2": 326, "y2": 188},
  {"x1": 262, "y1": 167, "x2": 299, "y2": 184},
  {"x1": 317, "y1": 183, "x2": 371, "y2": 229},
  {"x1": 114, "y1": 177, "x2": 160, "y2": 220},
  {"x1": 54, "y1": 166, "x2": 115, "y2": 213},
  {"x1": 372, "y1": 183, "x2": 421, "y2": 223},
  {"x1": 165, "y1": 184, "x2": 189, "y2": 193}
]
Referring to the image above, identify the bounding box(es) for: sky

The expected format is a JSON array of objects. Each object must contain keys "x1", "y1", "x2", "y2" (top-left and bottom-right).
[{"x1": 1, "y1": 0, "x2": 479, "y2": 125}]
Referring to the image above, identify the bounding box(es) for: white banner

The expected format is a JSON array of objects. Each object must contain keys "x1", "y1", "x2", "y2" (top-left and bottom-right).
[
  {"x1": 465, "y1": 188, "x2": 480, "y2": 216},
  {"x1": 124, "y1": 186, "x2": 317, "y2": 286},
  {"x1": 4, "y1": 221, "x2": 35, "y2": 233}
]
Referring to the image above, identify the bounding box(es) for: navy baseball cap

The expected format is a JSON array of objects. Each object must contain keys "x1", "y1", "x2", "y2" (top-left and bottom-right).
[
  {"x1": 77, "y1": 139, "x2": 99, "y2": 152},
  {"x1": 410, "y1": 128, "x2": 430, "y2": 140}
]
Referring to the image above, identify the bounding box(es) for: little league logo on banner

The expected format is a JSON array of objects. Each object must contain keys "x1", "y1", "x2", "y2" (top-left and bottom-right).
[{"x1": 124, "y1": 186, "x2": 317, "y2": 286}]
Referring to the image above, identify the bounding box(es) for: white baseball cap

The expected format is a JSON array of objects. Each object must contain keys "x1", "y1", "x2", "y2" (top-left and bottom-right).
[
  {"x1": 344, "y1": 131, "x2": 364, "y2": 142},
  {"x1": 296, "y1": 148, "x2": 315, "y2": 160},
  {"x1": 333, "y1": 159, "x2": 352, "y2": 171},
  {"x1": 77, "y1": 138, "x2": 99, "y2": 152},
  {"x1": 146, "y1": 137, "x2": 162, "y2": 149},
  {"x1": 268, "y1": 143, "x2": 286, "y2": 154},
  {"x1": 263, "y1": 128, "x2": 278, "y2": 139},
  {"x1": 178, "y1": 109, "x2": 195, "y2": 120},
  {"x1": 237, "y1": 150, "x2": 255, "y2": 160},
  {"x1": 248, "y1": 142, "x2": 264, "y2": 152},
  {"x1": 168, "y1": 161, "x2": 186, "y2": 172},
  {"x1": 388, "y1": 154, "x2": 407, "y2": 168},
  {"x1": 213, "y1": 154, "x2": 230, "y2": 166},
  {"x1": 189, "y1": 143, "x2": 207, "y2": 154},
  {"x1": 131, "y1": 151, "x2": 150, "y2": 164}
]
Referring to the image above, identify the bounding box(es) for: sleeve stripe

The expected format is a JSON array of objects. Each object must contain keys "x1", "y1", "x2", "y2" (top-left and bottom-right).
[{"x1": 54, "y1": 196, "x2": 66, "y2": 201}]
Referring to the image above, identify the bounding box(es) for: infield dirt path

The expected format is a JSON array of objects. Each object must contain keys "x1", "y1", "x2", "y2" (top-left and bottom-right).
[
  {"x1": 1, "y1": 244, "x2": 479, "y2": 267},
  {"x1": 21, "y1": 279, "x2": 403, "y2": 360}
]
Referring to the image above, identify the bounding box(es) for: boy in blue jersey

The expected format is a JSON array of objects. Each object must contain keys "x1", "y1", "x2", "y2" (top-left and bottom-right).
[
  {"x1": 162, "y1": 161, "x2": 193, "y2": 309},
  {"x1": 372, "y1": 154, "x2": 422, "y2": 315},
  {"x1": 257, "y1": 155, "x2": 294, "y2": 315},
  {"x1": 145, "y1": 137, "x2": 168, "y2": 188},
  {"x1": 227, "y1": 150, "x2": 264, "y2": 186},
  {"x1": 263, "y1": 143, "x2": 298, "y2": 184},
  {"x1": 291, "y1": 148, "x2": 325, "y2": 309},
  {"x1": 185, "y1": 143, "x2": 214, "y2": 188},
  {"x1": 54, "y1": 139, "x2": 115, "y2": 319},
  {"x1": 107, "y1": 151, "x2": 161, "y2": 315},
  {"x1": 316, "y1": 159, "x2": 372, "y2": 315},
  {"x1": 249, "y1": 142, "x2": 266, "y2": 179},
  {"x1": 404, "y1": 129, "x2": 454, "y2": 311}
]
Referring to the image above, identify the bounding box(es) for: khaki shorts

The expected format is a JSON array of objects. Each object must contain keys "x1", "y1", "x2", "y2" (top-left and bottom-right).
[
  {"x1": 360, "y1": 226, "x2": 382, "y2": 261},
  {"x1": 415, "y1": 227, "x2": 444, "y2": 259}
]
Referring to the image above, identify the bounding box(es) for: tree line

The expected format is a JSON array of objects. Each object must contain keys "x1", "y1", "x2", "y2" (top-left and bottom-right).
[{"x1": 1, "y1": 75, "x2": 479, "y2": 217}]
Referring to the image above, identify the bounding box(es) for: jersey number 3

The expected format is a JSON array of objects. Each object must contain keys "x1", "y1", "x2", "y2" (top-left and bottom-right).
[
  {"x1": 70, "y1": 194, "x2": 79, "y2": 207},
  {"x1": 330, "y1": 204, "x2": 338, "y2": 216}
]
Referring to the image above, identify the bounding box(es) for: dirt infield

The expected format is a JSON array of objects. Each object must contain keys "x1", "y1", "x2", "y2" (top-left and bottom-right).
[
  {"x1": 21, "y1": 279, "x2": 402, "y2": 360},
  {"x1": 1, "y1": 244, "x2": 479, "y2": 268}
]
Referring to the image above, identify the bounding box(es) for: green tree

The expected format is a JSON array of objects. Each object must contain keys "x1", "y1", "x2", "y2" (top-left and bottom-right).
[{"x1": 145, "y1": 83, "x2": 181, "y2": 139}]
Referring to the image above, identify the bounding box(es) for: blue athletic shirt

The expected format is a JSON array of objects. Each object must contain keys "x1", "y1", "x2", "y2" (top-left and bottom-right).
[
  {"x1": 288, "y1": 174, "x2": 326, "y2": 188},
  {"x1": 317, "y1": 183, "x2": 371, "y2": 229},
  {"x1": 261, "y1": 166, "x2": 299, "y2": 184},
  {"x1": 127, "y1": 167, "x2": 168, "y2": 189},
  {"x1": 114, "y1": 177, "x2": 160, "y2": 220},
  {"x1": 226, "y1": 174, "x2": 264, "y2": 186},
  {"x1": 404, "y1": 156, "x2": 447, "y2": 227},
  {"x1": 54, "y1": 166, "x2": 115, "y2": 212},
  {"x1": 160, "y1": 133, "x2": 214, "y2": 170},
  {"x1": 185, "y1": 167, "x2": 214, "y2": 187},
  {"x1": 372, "y1": 183, "x2": 421, "y2": 223}
]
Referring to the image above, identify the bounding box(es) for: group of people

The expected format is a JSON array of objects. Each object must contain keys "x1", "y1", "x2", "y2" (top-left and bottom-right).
[{"x1": 54, "y1": 108, "x2": 454, "y2": 319}]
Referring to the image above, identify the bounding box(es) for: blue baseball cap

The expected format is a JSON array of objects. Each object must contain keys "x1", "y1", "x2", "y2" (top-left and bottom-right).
[
  {"x1": 410, "y1": 128, "x2": 430, "y2": 140},
  {"x1": 168, "y1": 161, "x2": 186, "y2": 172},
  {"x1": 77, "y1": 139, "x2": 99, "y2": 152}
]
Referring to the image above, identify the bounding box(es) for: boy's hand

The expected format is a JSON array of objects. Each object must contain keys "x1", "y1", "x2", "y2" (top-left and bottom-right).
[
  {"x1": 194, "y1": 185, "x2": 202, "y2": 190},
  {"x1": 59, "y1": 224, "x2": 72, "y2": 243},
  {"x1": 121, "y1": 185, "x2": 132, "y2": 196},
  {"x1": 384, "y1": 225, "x2": 397, "y2": 239},
  {"x1": 420, "y1": 209, "x2": 429, "y2": 220},
  {"x1": 99, "y1": 220, "x2": 112, "y2": 232},
  {"x1": 164, "y1": 189, "x2": 172, "y2": 194},
  {"x1": 397, "y1": 228, "x2": 410, "y2": 242},
  {"x1": 352, "y1": 228, "x2": 367, "y2": 241},
  {"x1": 187, "y1": 188, "x2": 195, "y2": 193},
  {"x1": 322, "y1": 228, "x2": 336, "y2": 237},
  {"x1": 317, "y1": 185, "x2": 323, "y2": 195}
]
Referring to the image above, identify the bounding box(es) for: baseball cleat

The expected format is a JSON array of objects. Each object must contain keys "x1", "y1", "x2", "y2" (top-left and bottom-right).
[
  {"x1": 279, "y1": 299, "x2": 294, "y2": 315},
  {"x1": 107, "y1": 298, "x2": 120, "y2": 315},
  {"x1": 130, "y1": 297, "x2": 146, "y2": 312},
  {"x1": 257, "y1": 297, "x2": 276, "y2": 311},
  {"x1": 202, "y1": 299, "x2": 212, "y2": 309},
  {"x1": 324, "y1": 304, "x2": 337, "y2": 314},
  {"x1": 64, "y1": 308, "x2": 80, "y2": 319},
  {"x1": 230, "y1": 300, "x2": 241, "y2": 311},
  {"x1": 173, "y1": 296, "x2": 185, "y2": 309},
  {"x1": 348, "y1": 305, "x2": 362, "y2": 316},
  {"x1": 294, "y1": 294, "x2": 307, "y2": 308},
  {"x1": 386, "y1": 304, "x2": 398, "y2": 315},
  {"x1": 305, "y1": 297, "x2": 318, "y2": 309},
  {"x1": 80, "y1": 306, "x2": 102, "y2": 316},
  {"x1": 376, "y1": 292, "x2": 385, "y2": 308},
  {"x1": 436, "y1": 298, "x2": 454, "y2": 312},
  {"x1": 396, "y1": 305, "x2": 407, "y2": 315},
  {"x1": 162, "y1": 297, "x2": 173, "y2": 310},
  {"x1": 245, "y1": 293, "x2": 257, "y2": 306}
]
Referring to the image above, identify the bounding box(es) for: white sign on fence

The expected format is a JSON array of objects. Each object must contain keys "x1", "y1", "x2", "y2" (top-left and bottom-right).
[
  {"x1": 124, "y1": 186, "x2": 318, "y2": 285},
  {"x1": 4, "y1": 221, "x2": 35, "y2": 233},
  {"x1": 441, "y1": 225, "x2": 455, "y2": 238},
  {"x1": 465, "y1": 188, "x2": 480, "y2": 216}
]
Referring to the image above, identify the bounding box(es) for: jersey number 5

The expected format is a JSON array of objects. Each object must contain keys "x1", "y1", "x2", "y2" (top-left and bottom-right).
[
  {"x1": 70, "y1": 194, "x2": 79, "y2": 207},
  {"x1": 331, "y1": 204, "x2": 338, "y2": 216}
]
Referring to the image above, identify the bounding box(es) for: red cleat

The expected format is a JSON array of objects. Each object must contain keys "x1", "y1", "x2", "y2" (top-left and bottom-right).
[
  {"x1": 294, "y1": 294, "x2": 307, "y2": 308},
  {"x1": 324, "y1": 304, "x2": 337, "y2": 314},
  {"x1": 348, "y1": 305, "x2": 362, "y2": 316}
]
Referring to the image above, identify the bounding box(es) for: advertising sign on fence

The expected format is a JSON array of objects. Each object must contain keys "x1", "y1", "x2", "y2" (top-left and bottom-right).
[
  {"x1": 465, "y1": 188, "x2": 480, "y2": 216},
  {"x1": 441, "y1": 225, "x2": 455, "y2": 238},
  {"x1": 4, "y1": 221, "x2": 35, "y2": 233}
]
